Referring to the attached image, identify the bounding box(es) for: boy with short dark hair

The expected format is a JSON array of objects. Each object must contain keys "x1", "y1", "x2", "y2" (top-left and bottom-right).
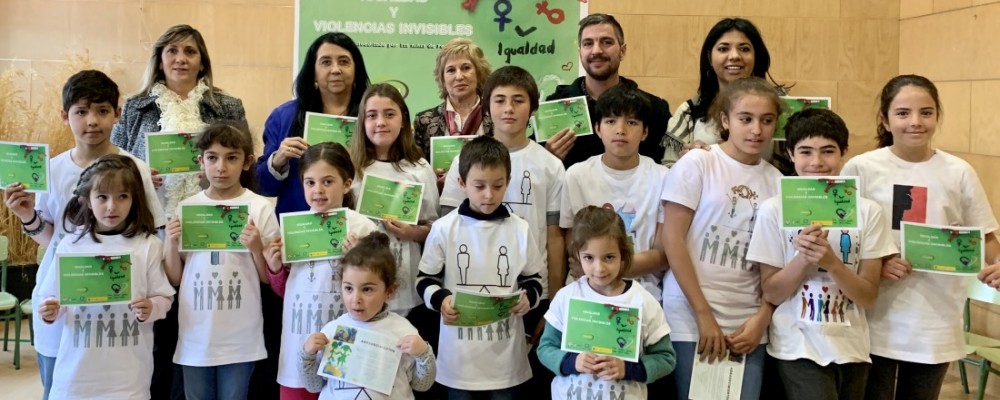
[
  {"x1": 746, "y1": 108, "x2": 896, "y2": 399},
  {"x1": 3, "y1": 70, "x2": 166, "y2": 399},
  {"x1": 417, "y1": 134, "x2": 544, "y2": 397}
]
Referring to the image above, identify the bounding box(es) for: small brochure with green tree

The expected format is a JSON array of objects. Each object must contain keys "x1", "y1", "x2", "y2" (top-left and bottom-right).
[
  {"x1": 561, "y1": 297, "x2": 642, "y2": 362},
  {"x1": 356, "y1": 174, "x2": 424, "y2": 225},
  {"x1": 179, "y1": 203, "x2": 250, "y2": 252},
  {"x1": 430, "y1": 135, "x2": 475, "y2": 172},
  {"x1": 901, "y1": 222, "x2": 984, "y2": 275},
  {"x1": 0, "y1": 141, "x2": 50, "y2": 192},
  {"x1": 317, "y1": 324, "x2": 402, "y2": 395},
  {"x1": 145, "y1": 131, "x2": 202, "y2": 175},
  {"x1": 279, "y1": 208, "x2": 349, "y2": 263},
  {"x1": 532, "y1": 96, "x2": 593, "y2": 142},
  {"x1": 303, "y1": 112, "x2": 357, "y2": 147},
  {"x1": 451, "y1": 289, "x2": 521, "y2": 327},
  {"x1": 780, "y1": 176, "x2": 860, "y2": 229},
  {"x1": 58, "y1": 252, "x2": 133, "y2": 306}
]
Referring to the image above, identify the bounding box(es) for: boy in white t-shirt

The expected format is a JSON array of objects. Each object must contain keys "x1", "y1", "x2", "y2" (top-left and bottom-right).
[
  {"x1": 746, "y1": 109, "x2": 897, "y2": 398},
  {"x1": 416, "y1": 135, "x2": 544, "y2": 398},
  {"x1": 2, "y1": 70, "x2": 165, "y2": 400}
]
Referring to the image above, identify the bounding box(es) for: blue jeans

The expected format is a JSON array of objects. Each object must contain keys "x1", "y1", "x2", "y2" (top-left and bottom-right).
[
  {"x1": 37, "y1": 353, "x2": 55, "y2": 400},
  {"x1": 672, "y1": 341, "x2": 765, "y2": 400},
  {"x1": 182, "y1": 362, "x2": 255, "y2": 400},
  {"x1": 447, "y1": 386, "x2": 518, "y2": 400}
]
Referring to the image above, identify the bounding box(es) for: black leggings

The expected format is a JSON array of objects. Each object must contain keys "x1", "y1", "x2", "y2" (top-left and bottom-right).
[{"x1": 863, "y1": 354, "x2": 949, "y2": 400}]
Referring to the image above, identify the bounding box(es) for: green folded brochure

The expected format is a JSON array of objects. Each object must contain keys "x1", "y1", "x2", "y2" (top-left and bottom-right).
[
  {"x1": 279, "y1": 208, "x2": 349, "y2": 263},
  {"x1": 145, "y1": 131, "x2": 202, "y2": 175},
  {"x1": 901, "y1": 222, "x2": 984, "y2": 275},
  {"x1": 0, "y1": 141, "x2": 49, "y2": 192},
  {"x1": 179, "y1": 203, "x2": 250, "y2": 252},
  {"x1": 780, "y1": 176, "x2": 860, "y2": 228},
  {"x1": 58, "y1": 252, "x2": 133, "y2": 306}
]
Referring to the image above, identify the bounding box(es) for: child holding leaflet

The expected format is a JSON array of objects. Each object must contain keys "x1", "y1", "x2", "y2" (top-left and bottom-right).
[
  {"x1": 299, "y1": 232, "x2": 436, "y2": 399},
  {"x1": 3, "y1": 70, "x2": 165, "y2": 400},
  {"x1": 659, "y1": 77, "x2": 784, "y2": 400},
  {"x1": 37, "y1": 155, "x2": 174, "y2": 399},
  {"x1": 746, "y1": 108, "x2": 897, "y2": 398},
  {"x1": 349, "y1": 83, "x2": 439, "y2": 317},
  {"x1": 416, "y1": 135, "x2": 544, "y2": 399},
  {"x1": 163, "y1": 123, "x2": 279, "y2": 399},
  {"x1": 537, "y1": 206, "x2": 675, "y2": 399},
  {"x1": 264, "y1": 142, "x2": 378, "y2": 400},
  {"x1": 841, "y1": 75, "x2": 1000, "y2": 400}
]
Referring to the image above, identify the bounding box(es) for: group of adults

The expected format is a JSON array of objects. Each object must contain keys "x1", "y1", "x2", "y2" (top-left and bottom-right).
[{"x1": 108, "y1": 13, "x2": 781, "y2": 400}]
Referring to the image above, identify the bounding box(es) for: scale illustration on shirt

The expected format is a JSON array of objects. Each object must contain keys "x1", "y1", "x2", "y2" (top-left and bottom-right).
[
  {"x1": 71, "y1": 305, "x2": 142, "y2": 349},
  {"x1": 191, "y1": 271, "x2": 243, "y2": 311},
  {"x1": 562, "y1": 377, "x2": 631, "y2": 400},
  {"x1": 892, "y1": 184, "x2": 928, "y2": 230},
  {"x1": 502, "y1": 170, "x2": 533, "y2": 212},
  {"x1": 798, "y1": 284, "x2": 852, "y2": 325},
  {"x1": 455, "y1": 244, "x2": 514, "y2": 292},
  {"x1": 333, "y1": 379, "x2": 375, "y2": 400}
]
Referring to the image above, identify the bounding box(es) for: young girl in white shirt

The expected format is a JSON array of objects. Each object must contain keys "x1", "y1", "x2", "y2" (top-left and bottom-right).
[
  {"x1": 163, "y1": 123, "x2": 280, "y2": 399},
  {"x1": 37, "y1": 154, "x2": 174, "y2": 400},
  {"x1": 659, "y1": 77, "x2": 784, "y2": 400},
  {"x1": 263, "y1": 142, "x2": 378, "y2": 399},
  {"x1": 299, "y1": 231, "x2": 436, "y2": 400},
  {"x1": 842, "y1": 75, "x2": 1000, "y2": 400},
  {"x1": 537, "y1": 206, "x2": 675, "y2": 399}
]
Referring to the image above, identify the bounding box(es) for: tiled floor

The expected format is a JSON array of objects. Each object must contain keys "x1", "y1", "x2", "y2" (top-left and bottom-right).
[{"x1": 0, "y1": 321, "x2": 997, "y2": 399}]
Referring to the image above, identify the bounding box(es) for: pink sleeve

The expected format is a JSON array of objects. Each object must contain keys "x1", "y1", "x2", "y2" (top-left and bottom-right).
[{"x1": 267, "y1": 266, "x2": 290, "y2": 297}]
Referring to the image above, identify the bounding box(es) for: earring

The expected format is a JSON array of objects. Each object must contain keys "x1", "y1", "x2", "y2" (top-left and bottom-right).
[{"x1": 314, "y1": 81, "x2": 319, "y2": 90}]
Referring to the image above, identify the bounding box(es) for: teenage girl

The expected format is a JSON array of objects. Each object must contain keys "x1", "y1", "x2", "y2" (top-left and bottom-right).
[
  {"x1": 299, "y1": 232, "x2": 437, "y2": 399},
  {"x1": 349, "y1": 83, "x2": 439, "y2": 318},
  {"x1": 37, "y1": 154, "x2": 174, "y2": 399},
  {"x1": 163, "y1": 123, "x2": 280, "y2": 399},
  {"x1": 264, "y1": 142, "x2": 378, "y2": 400},
  {"x1": 659, "y1": 77, "x2": 784, "y2": 400},
  {"x1": 841, "y1": 75, "x2": 1000, "y2": 400},
  {"x1": 537, "y1": 206, "x2": 675, "y2": 399}
]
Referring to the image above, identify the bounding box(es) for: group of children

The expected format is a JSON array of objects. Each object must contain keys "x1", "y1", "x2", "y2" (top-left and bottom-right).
[{"x1": 4, "y1": 59, "x2": 1000, "y2": 400}]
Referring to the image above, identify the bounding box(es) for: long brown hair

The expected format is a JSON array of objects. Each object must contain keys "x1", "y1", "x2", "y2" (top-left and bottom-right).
[
  {"x1": 875, "y1": 75, "x2": 941, "y2": 148},
  {"x1": 299, "y1": 142, "x2": 357, "y2": 209},
  {"x1": 138, "y1": 24, "x2": 222, "y2": 106},
  {"x1": 349, "y1": 83, "x2": 423, "y2": 180},
  {"x1": 63, "y1": 155, "x2": 157, "y2": 243},
  {"x1": 710, "y1": 77, "x2": 783, "y2": 141}
]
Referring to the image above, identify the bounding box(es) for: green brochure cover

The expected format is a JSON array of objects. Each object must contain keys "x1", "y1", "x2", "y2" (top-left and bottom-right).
[
  {"x1": 561, "y1": 297, "x2": 642, "y2": 362},
  {"x1": 304, "y1": 112, "x2": 357, "y2": 147},
  {"x1": 356, "y1": 174, "x2": 424, "y2": 225},
  {"x1": 533, "y1": 96, "x2": 593, "y2": 142},
  {"x1": 145, "y1": 131, "x2": 202, "y2": 175},
  {"x1": 279, "y1": 208, "x2": 349, "y2": 263},
  {"x1": 179, "y1": 203, "x2": 250, "y2": 252},
  {"x1": 0, "y1": 141, "x2": 50, "y2": 192},
  {"x1": 775, "y1": 96, "x2": 832, "y2": 140},
  {"x1": 430, "y1": 135, "x2": 475, "y2": 172},
  {"x1": 901, "y1": 222, "x2": 984, "y2": 275},
  {"x1": 780, "y1": 176, "x2": 860, "y2": 228},
  {"x1": 58, "y1": 252, "x2": 133, "y2": 306},
  {"x1": 451, "y1": 289, "x2": 521, "y2": 327},
  {"x1": 318, "y1": 324, "x2": 402, "y2": 395}
]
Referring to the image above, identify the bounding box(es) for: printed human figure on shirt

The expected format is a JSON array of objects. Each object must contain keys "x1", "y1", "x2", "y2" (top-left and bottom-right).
[
  {"x1": 289, "y1": 263, "x2": 344, "y2": 335},
  {"x1": 603, "y1": 202, "x2": 638, "y2": 251},
  {"x1": 455, "y1": 245, "x2": 512, "y2": 291},
  {"x1": 457, "y1": 318, "x2": 512, "y2": 343},
  {"x1": 799, "y1": 284, "x2": 850, "y2": 325},
  {"x1": 502, "y1": 170, "x2": 534, "y2": 211},
  {"x1": 497, "y1": 246, "x2": 510, "y2": 287},
  {"x1": 457, "y1": 244, "x2": 470, "y2": 285},
  {"x1": 564, "y1": 377, "x2": 629, "y2": 400},
  {"x1": 72, "y1": 307, "x2": 141, "y2": 349},
  {"x1": 892, "y1": 184, "x2": 928, "y2": 230}
]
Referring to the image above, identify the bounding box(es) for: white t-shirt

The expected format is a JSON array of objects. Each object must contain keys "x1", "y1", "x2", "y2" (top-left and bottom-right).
[
  {"x1": 842, "y1": 147, "x2": 999, "y2": 364},
  {"x1": 746, "y1": 196, "x2": 897, "y2": 365},
  {"x1": 418, "y1": 210, "x2": 542, "y2": 390},
  {"x1": 38, "y1": 232, "x2": 174, "y2": 400},
  {"x1": 545, "y1": 277, "x2": 671, "y2": 399},
  {"x1": 172, "y1": 189, "x2": 280, "y2": 366},
  {"x1": 32, "y1": 148, "x2": 167, "y2": 357},
  {"x1": 560, "y1": 155, "x2": 668, "y2": 300},
  {"x1": 353, "y1": 159, "x2": 440, "y2": 313},
  {"x1": 440, "y1": 141, "x2": 565, "y2": 299},
  {"x1": 315, "y1": 312, "x2": 421, "y2": 400},
  {"x1": 278, "y1": 210, "x2": 378, "y2": 388},
  {"x1": 659, "y1": 144, "x2": 782, "y2": 342}
]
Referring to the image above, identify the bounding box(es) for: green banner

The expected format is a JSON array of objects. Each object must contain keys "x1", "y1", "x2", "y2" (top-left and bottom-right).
[
  {"x1": 304, "y1": 112, "x2": 357, "y2": 147},
  {"x1": 356, "y1": 173, "x2": 424, "y2": 225},
  {"x1": 0, "y1": 141, "x2": 49, "y2": 192},
  {"x1": 180, "y1": 203, "x2": 250, "y2": 252},
  {"x1": 533, "y1": 96, "x2": 593, "y2": 142},
  {"x1": 561, "y1": 297, "x2": 642, "y2": 362},
  {"x1": 296, "y1": 0, "x2": 586, "y2": 114},
  {"x1": 279, "y1": 208, "x2": 349, "y2": 263},
  {"x1": 59, "y1": 252, "x2": 133, "y2": 306},
  {"x1": 451, "y1": 289, "x2": 520, "y2": 327},
  {"x1": 145, "y1": 131, "x2": 202, "y2": 175},
  {"x1": 780, "y1": 177, "x2": 859, "y2": 228},
  {"x1": 902, "y1": 222, "x2": 984, "y2": 275},
  {"x1": 430, "y1": 135, "x2": 474, "y2": 171},
  {"x1": 775, "y1": 97, "x2": 832, "y2": 140}
]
